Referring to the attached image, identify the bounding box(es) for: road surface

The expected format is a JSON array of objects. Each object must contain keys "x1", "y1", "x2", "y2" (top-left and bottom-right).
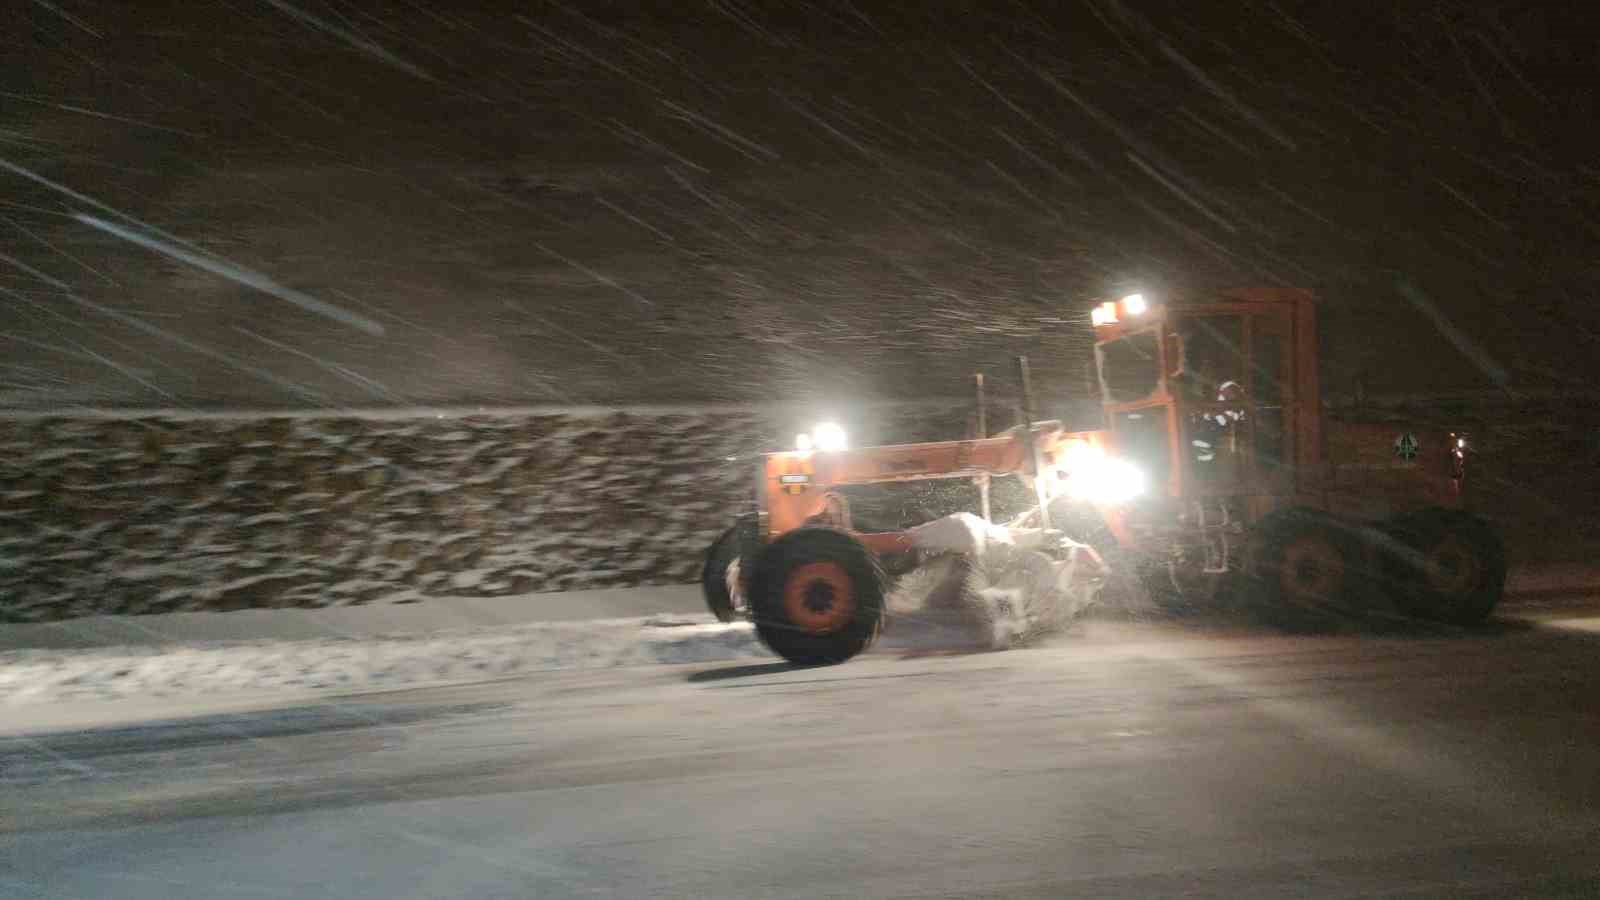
[{"x1": 6, "y1": 604, "x2": 1600, "y2": 898}]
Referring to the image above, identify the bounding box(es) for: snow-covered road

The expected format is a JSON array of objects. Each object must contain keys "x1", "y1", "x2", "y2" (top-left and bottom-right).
[{"x1": 8, "y1": 609, "x2": 1600, "y2": 898}]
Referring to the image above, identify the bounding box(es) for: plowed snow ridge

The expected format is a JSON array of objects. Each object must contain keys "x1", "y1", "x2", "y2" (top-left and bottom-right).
[{"x1": 0, "y1": 616, "x2": 767, "y2": 706}]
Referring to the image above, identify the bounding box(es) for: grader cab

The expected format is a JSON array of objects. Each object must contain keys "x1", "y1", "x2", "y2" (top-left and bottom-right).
[{"x1": 1075, "y1": 287, "x2": 1502, "y2": 622}]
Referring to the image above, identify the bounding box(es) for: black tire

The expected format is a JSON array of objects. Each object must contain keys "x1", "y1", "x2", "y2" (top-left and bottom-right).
[
  {"x1": 1386, "y1": 509, "x2": 1505, "y2": 625},
  {"x1": 1251, "y1": 510, "x2": 1360, "y2": 628},
  {"x1": 748, "y1": 527, "x2": 885, "y2": 666},
  {"x1": 701, "y1": 526, "x2": 740, "y2": 623}
]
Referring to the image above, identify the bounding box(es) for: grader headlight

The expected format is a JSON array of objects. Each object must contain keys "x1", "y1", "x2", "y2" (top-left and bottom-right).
[
  {"x1": 795, "y1": 422, "x2": 848, "y2": 453},
  {"x1": 1063, "y1": 441, "x2": 1104, "y2": 470},
  {"x1": 1058, "y1": 441, "x2": 1146, "y2": 505},
  {"x1": 1091, "y1": 293, "x2": 1152, "y2": 328},
  {"x1": 1069, "y1": 458, "x2": 1147, "y2": 505},
  {"x1": 811, "y1": 422, "x2": 849, "y2": 453}
]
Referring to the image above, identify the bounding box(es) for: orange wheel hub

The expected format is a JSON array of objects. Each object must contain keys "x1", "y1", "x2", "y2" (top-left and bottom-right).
[{"x1": 783, "y1": 562, "x2": 856, "y2": 634}]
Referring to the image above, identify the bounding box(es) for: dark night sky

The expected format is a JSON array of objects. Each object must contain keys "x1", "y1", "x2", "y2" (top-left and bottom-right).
[{"x1": 1, "y1": 1, "x2": 1596, "y2": 410}]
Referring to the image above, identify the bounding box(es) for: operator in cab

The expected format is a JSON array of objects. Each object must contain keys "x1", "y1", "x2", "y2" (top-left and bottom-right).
[{"x1": 1172, "y1": 317, "x2": 1248, "y2": 475}]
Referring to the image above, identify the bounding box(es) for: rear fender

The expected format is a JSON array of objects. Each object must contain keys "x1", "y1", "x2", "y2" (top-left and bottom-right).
[{"x1": 734, "y1": 512, "x2": 763, "y2": 594}]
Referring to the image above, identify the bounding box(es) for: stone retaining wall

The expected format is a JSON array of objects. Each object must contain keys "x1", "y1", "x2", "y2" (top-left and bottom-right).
[{"x1": 0, "y1": 405, "x2": 971, "y2": 622}]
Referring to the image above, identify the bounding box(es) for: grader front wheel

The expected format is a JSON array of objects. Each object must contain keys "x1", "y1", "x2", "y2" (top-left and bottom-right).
[{"x1": 748, "y1": 528, "x2": 885, "y2": 666}]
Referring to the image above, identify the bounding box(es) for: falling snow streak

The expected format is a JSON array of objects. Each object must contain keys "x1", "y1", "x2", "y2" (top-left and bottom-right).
[
  {"x1": 0, "y1": 284, "x2": 83, "y2": 332},
  {"x1": 951, "y1": 54, "x2": 1063, "y2": 150},
  {"x1": 72, "y1": 214, "x2": 386, "y2": 336},
  {"x1": 1, "y1": 250, "x2": 328, "y2": 402},
  {"x1": 27, "y1": 0, "x2": 103, "y2": 39},
  {"x1": 662, "y1": 168, "x2": 764, "y2": 242},
  {"x1": 234, "y1": 326, "x2": 400, "y2": 403},
  {"x1": 1125, "y1": 153, "x2": 1235, "y2": 233},
  {"x1": 602, "y1": 118, "x2": 711, "y2": 173},
  {"x1": 659, "y1": 99, "x2": 781, "y2": 163},
  {"x1": 594, "y1": 195, "x2": 678, "y2": 244},
  {"x1": 775, "y1": 93, "x2": 880, "y2": 160},
  {"x1": 0, "y1": 92, "x2": 203, "y2": 138},
  {"x1": 0, "y1": 158, "x2": 228, "y2": 265},
  {"x1": 0, "y1": 250, "x2": 72, "y2": 291},
  {"x1": 1433, "y1": 179, "x2": 1512, "y2": 233},
  {"x1": 514, "y1": 16, "x2": 661, "y2": 92},
  {"x1": 1397, "y1": 281, "x2": 1512, "y2": 393},
  {"x1": 991, "y1": 128, "x2": 1079, "y2": 188},
  {"x1": 1156, "y1": 40, "x2": 1298, "y2": 151},
  {"x1": 526, "y1": 241, "x2": 655, "y2": 308},
  {"x1": 259, "y1": 0, "x2": 434, "y2": 81},
  {"x1": 65, "y1": 292, "x2": 327, "y2": 402},
  {"x1": 66, "y1": 340, "x2": 176, "y2": 399},
  {"x1": 3, "y1": 216, "x2": 116, "y2": 285}
]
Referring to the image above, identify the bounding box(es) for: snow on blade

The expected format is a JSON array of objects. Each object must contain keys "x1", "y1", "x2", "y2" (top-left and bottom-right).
[
  {"x1": 893, "y1": 513, "x2": 1105, "y2": 650},
  {"x1": 905, "y1": 511, "x2": 1015, "y2": 560}
]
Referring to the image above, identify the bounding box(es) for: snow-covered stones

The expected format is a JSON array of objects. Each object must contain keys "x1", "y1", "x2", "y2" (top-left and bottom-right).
[{"x1": 0, "y1": 405, "x2": 971, "y2": 622}]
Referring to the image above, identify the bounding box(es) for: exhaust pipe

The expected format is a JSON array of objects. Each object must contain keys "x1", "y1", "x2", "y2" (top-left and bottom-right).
[
  {"x1": 1015, "y1": 355, "x2": 1052, "y2": 532},
  {"x1": 975, "y1": 372, "x2": 992, "y2": 522}
]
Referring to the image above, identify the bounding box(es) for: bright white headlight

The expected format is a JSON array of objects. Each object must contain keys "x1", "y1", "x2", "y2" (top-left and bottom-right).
[
  {"x1": 1068, "y1": 457, "x2": 1146, "y2": 505},
  {"x1": 1063, "y1": 441, "x2": 1105, "y2": 469},
  {"x1": 811, "y1": 422, "x2": 848, "y2": 453}
]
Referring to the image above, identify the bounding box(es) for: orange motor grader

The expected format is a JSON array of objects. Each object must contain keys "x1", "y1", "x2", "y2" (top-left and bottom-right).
[{"x1": 703, "y1": 286, "x2": 1505, "y2": 665}]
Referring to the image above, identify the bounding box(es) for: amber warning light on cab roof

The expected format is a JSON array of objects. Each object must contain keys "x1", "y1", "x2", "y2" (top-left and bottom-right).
[{"x1": 1091, "y1": 293, "x2": 1150, "y2": 327}]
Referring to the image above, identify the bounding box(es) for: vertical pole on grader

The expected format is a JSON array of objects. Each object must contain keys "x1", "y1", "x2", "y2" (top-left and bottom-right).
[
  {"x1": 975, "y1": 372, "x2": 991, "y2": 522},
  {"x1": 1015, "y1": 355, "x2": 1051, "y2": 531}
]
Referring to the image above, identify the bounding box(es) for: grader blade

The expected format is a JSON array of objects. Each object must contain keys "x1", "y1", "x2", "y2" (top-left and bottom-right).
[{"x1": 882, "y1": 513, "x2": 1109, "y2": 650}]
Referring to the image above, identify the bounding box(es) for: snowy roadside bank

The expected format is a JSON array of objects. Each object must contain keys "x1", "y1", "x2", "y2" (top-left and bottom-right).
[
  {"x1": 0, "y1": 615, "x2": 767, "y2": 708},
  {"x1": 0, "y1": 584, "x2": 707, "y2": 652},
  {"x1": 5, "y1": 563, "x2": 1596, "y2": 711}
]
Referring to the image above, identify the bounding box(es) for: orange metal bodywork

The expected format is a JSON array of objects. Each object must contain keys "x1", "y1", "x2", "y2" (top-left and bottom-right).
[
  {"x1": 760, "y1": 425, "x2": 1102, "y2": 541},
  {"x1": 1091, "y1": 287, "x2": 1463, "y2": 544}
]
